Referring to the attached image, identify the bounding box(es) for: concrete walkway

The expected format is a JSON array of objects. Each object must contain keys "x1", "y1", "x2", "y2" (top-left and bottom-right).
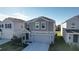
[
  {"x1": 0, "y1": 39, "x2": 10, "y2": 45},
  {"x1": 22, "y1": 42, "x2": 49, "y2": 51}
]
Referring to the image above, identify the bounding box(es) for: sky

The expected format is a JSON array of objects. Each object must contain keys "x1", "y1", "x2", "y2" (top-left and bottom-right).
[{"x1": 0, "y1": 7, "x2": 79, "y2": 25}]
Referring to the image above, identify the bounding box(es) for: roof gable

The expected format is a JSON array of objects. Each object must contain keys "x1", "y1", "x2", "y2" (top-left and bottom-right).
[
  {"x1": 27, "y1": 16, "x2": 55, "y2": 23},
  {"x1": 61, "y1": 15, "x2": 79, "y2": 24},
  {"x1": 3, "y1": 17, "x2": 25, "y2": 23},
  {"x1": 66, "y1": 29, "x2": 79, "y2": 33}
]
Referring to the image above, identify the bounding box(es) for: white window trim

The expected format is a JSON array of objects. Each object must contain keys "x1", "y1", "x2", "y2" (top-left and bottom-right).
[
  {"x1": 35, "y1": 22, "x2": 40, "y2": 30},
  {"x1": 71, "y1": 23, "x2": 75, "y2": 28},
  {"x1": 41, "y1": 22, "x2": 46, "y2": 30}
]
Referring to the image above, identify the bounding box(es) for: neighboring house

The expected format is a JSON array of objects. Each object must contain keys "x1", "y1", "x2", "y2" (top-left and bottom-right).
[
  {"x1": 61, "y1": 15, "x2": 79, "y2": 46},
  {"x1": 0, "y1": 17, "x2": 29, "y2": 40},
  {"x1": 23, "y1": 16, "x2": 56, "y2": 44}
]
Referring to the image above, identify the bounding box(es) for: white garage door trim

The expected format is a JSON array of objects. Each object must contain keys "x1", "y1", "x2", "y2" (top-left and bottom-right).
[{"x1": 30, "y1": 32, "x2": 54, "y2": 44}]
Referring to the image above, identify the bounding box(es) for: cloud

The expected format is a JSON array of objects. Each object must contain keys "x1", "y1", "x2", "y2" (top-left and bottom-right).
[
  {"x1": 0, "y1": 14, "x2": 9, "y2": 21},
  {"x1": 0, "y1": 13, "x2": 29, "y2": 21},
  {"x1": 10, "y1": 13, "x2": 29, "y2": 20}
]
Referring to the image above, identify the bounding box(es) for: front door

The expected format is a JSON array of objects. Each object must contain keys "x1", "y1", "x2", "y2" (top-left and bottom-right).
[
  {"x1": 73, "y1": 34, "x2": 78, "y2": 43},
  {"x1": 26, "y1": 33, "x2": 29, "y2": 40}
]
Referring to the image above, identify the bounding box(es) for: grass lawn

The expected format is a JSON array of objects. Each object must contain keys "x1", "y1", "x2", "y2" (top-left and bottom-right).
[
  {"x1": 49, "y1": 31, "x2": 79, "y2": 51},
  {"x1": 0, "y1": 41, "x2": 24, "y2": 51},
  {"x1": 56, "y1": 31, "x2": 61, "y2": 36}
]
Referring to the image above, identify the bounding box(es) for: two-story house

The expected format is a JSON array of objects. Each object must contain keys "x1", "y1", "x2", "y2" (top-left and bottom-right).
[
  {"x1": 61, "y1": 15, "x2": 79, "y2": 46},
  {"x1": 0, "y1": 17, "x2": 29, "y2": 40},
  {"x1": 23, "y1": 16, "x2": 56, "y2": 45}
]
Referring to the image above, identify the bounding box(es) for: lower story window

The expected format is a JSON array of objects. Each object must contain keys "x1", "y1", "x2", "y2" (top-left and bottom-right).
[{"x1": 73, "y1": 35, "x2": 78, "y2": 43}]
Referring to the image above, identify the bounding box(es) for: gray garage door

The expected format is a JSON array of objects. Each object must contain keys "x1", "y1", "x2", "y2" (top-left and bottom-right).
[{"x1": 30, "y1": 33, "x2": 53, "y2": 44}]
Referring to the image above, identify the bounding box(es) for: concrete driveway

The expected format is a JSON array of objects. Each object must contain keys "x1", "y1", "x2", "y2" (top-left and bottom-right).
[{"x1": 22, "y1": 42, "x2": 50, "y2": 51}]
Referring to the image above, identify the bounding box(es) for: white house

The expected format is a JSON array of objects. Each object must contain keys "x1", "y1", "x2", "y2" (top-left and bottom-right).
[
  {"x1": 61, "y1": 15, "x2": 79, "y2": 46},
  {"x1": 23, "y1": 16, "x2": 56, "y2": 45},
  {"x1": 0, "y1": 17, "x2": 29, "y2": 40}
]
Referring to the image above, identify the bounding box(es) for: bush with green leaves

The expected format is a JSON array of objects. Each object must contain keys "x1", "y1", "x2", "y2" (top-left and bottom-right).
[{"x1": 11, "y1": 36, "x2": 22, "y2": 46}]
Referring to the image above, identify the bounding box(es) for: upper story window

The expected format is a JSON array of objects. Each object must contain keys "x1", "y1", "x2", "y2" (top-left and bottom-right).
[
  {"x1": 2, "y1": 24, "x2": 4, "y2": 28},
  {"x1": 0, "y1": 25, "x2": 1, "y2": 28},
  {"x1": 71, "y1": 23, "x2": 75, "y2": 28},
  {"x1": 5, "y1": 24, "x2": 8, "y2": 28},
  {"x1": 5, "y1": 24, "x2": 12, "y2": 28},
  {"x1": 9, "y1": 24, "x2": 11, "y2": 28},
  {"x1": 0, "y1": 24, "x2": 4, "y2": 28},
  {"x1": 41, "y1": 22, "x2": 46, "y2": 30},
  {"x1": 35, "y1": 22, "x2": 40, "y2": 30}
]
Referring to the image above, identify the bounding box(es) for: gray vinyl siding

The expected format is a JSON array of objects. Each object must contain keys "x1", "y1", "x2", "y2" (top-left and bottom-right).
[
  {"x1": 67, "y1": 17, "x2": 79, "y2": 29},
  {"x1": 48, "y1": 21, "x2": 54, "y2": 31},
  {"x1": 28, "y1": 19, "x2": 54, "y2": 31},
  {"x1": 65, "y1": 33, "x2": 79, "y2": 44},
  {"x1": 62, "y1": 15, "x2": 79, "y2": 46},
  {"x1": 29, "y1": 22, "x2": 35, "y2": 31}
]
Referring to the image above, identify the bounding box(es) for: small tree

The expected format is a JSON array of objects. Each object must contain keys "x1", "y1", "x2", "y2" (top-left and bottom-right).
[
  {"x1": 11, "y1": 36, "x2": 22, "y2": 46},
  {"x1": 56, "y1": 25, "x2": 61, "y2": 31}
]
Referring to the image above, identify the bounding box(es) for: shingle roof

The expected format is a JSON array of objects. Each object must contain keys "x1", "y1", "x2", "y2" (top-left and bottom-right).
[
  {"x1": 39, "y1": 16, "x2": 55, "y2": 22},
  {"x1": 66, "y1": 29, "x2": 79, "y2": 33},
  {"x1": 4, "y1": 17, "x2": 25, "y2": 23},
  {"x1": 27, "y1": 16, "x2": 55, "y2": 24},
  {"x1": 61, "y1": 15, "x2": 79, "y2": 24}
]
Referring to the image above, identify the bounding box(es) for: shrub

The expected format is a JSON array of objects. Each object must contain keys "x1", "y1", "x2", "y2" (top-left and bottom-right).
[{"x1": 11, "y1": 36, "x2": 22, "y2": 46}]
